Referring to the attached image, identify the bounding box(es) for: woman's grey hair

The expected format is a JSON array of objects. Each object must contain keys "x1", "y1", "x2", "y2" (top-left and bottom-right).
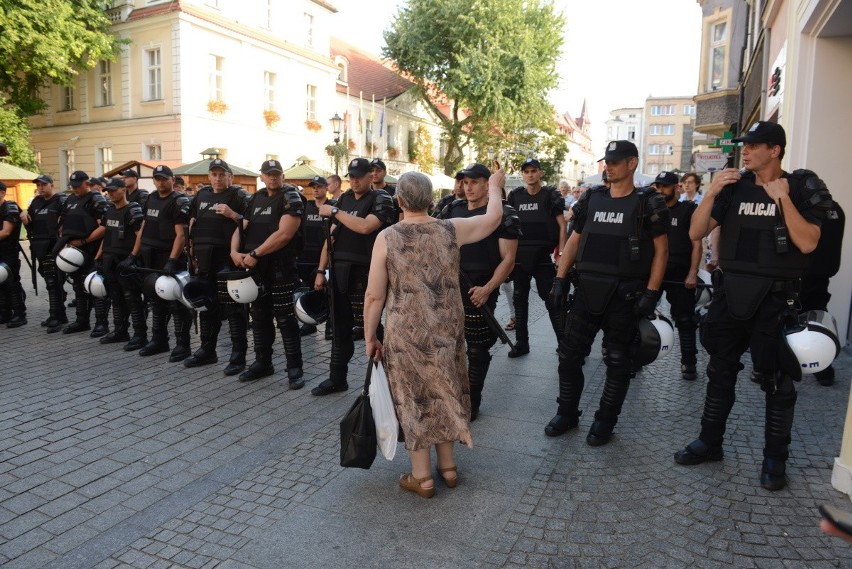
[{"x1": 396, "y1": 171, "x2": 433, "y2": 212}]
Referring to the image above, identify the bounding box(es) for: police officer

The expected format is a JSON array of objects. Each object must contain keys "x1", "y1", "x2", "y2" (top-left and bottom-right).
[
  {"x1": 546, "y1": 140, "x2": 670, "y2": 444},
  {"x1": 58, "y1": 171, "x2": 109, "y2": 335},
  {"x1": 183, "y1": 159, "x2": 250, "y2": 375},
  {"x1": 506, "y1": 158, "x2": 567, "y2": 357},
  {"x1": 652, "y1": 171, "x2": 701, "y2": 380},
  {"x1": 439, "y1": 163, "x2": 519, "y2": 420},
  {"x1": 95, "y1": 178, "x2": 145, "y2": 345},
  {"x1": 798, "y1": 200, "x2": 844, "y2": 386},
  {"x1": 230, "y1": 159, "x2": 305, "y2": 386},
  {"x1": 21, "y1": 174, "x2": 67, "y2": 332},
  {"x1": 674, "y1": 121, "x2": 832, "y2": 491},
  {"x1": 121, "y1": 165, "x2": 193, "y2": 361},
  {"x1": 299, "y1": 176, "x2": 336, "y2": 337},
  {"x1": 311, "y1": 157, "x2": 396, "y2": 395},
  {"x1": 121, "y1": 169, "x2": 149, "y2": 210},
  {"x1": 0, "y1": 182, "x2": 26, "y2": 327},
  {"x1": 433, "y1": 171, "x2": 465, "y2": 216}
]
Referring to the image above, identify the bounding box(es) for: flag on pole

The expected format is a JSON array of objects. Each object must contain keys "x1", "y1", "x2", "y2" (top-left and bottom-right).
[
  {"x1": 358, "y1": 91, "x2": 363, "y2": 134},
  {"x1": 379, "y1": 100, "x2": 385, "y2": 138}
]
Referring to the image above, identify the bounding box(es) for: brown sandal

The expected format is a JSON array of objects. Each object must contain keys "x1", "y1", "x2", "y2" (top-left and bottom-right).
[
  {"x1": 504, "y1": 317, "x2": 516, "y2": 331},
  {"x1": 438, "y1": 466, "x2": 458, "y2": 488},
  {"x1": 399, "y1": 473, "x2": 436, "y2": 498}
]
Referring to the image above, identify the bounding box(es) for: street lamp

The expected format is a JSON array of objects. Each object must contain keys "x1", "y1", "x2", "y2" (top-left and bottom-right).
[{"x1": 329, "y1": 113, "x2": 343, "y2": 175}]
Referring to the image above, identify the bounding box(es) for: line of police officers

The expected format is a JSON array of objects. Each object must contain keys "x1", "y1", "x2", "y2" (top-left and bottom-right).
[{"x1": 3, "y1": 126, "x2": 839, "y2": 491}]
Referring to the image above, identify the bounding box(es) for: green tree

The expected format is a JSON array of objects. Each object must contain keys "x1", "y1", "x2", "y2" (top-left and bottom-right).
[
  {"x1": 0, "y1": 101, "x2": 38, "y2": 170},
  {"x1": 384, "y1": 0, "x2": 564, "y2": 175}
]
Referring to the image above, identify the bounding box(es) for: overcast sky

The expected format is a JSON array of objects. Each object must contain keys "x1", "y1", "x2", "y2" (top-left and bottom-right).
[{"x1": 331, "y1": 0, "x2": 703, "y2": 151}]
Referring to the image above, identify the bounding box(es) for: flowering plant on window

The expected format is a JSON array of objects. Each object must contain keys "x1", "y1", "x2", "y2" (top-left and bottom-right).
[
  {"x1": 387, "y1": 147, "x2": 399, "y2": 160},
  {"x1": 207, "y1": 100, "x2": 228, "y2": 114},
  {"x1": 305, "y1": 119, "x2": 322, "y2": 132},
  {"x1": 264, "y1": 110, "x2": 280, "y2": 127},
  {"x1": 347, "y1": 139, "x2": 357, "y2": 151}
]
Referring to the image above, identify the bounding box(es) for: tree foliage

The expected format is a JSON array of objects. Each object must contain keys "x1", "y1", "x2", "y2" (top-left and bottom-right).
[
  {"x1": 384, "y1": 0, "x2": 564, "y2": 174},
  {"x1": 0, "y1": 101, "x2": 38, "y2": 171},
  {"x1": 0, "y1": 0, "x2": 121, "y2": 115}
]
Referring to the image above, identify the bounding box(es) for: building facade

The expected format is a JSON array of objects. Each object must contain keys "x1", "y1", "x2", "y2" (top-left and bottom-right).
[
  {"x1": 555, "y1": 102, "x2": 595, "y2": 186},
  {"x1": 641, "y1": 96, "x2": 697, "y2": 176}
]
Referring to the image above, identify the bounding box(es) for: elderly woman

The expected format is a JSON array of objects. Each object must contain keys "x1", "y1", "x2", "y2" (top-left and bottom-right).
[{"x1": 364, "y1": 167, "x2": 505, "y2": 498}]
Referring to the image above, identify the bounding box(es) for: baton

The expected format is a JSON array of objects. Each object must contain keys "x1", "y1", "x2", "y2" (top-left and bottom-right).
[
  {"x1": 323, "y1": 218, "x2": 337, "y2": 347},
  {"x1": 18, "y1": 243, "x2": 37, "y2": 295},
  {"x1": 460, "y1": 270, "x2": 516, "y2": 351},
  {"x1": 662, "y1": 280, "x2": 712, "y2": 288}
]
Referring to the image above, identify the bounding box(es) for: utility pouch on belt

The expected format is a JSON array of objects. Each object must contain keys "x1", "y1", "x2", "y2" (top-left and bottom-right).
[
  {"x1": 334, "y1": 261, "x2": 352, "y2": 294},
  {"x1": 578, "y1": 273, "x2": 618, "y2": 316},
  {"x1": 722, "y1": 273, "x2": 772, "y2": 320}
]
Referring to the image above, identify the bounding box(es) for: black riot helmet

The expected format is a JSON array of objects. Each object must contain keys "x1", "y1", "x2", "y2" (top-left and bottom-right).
[{"x1": 295, "y1": 290, "x2": 329, "y2": 325}]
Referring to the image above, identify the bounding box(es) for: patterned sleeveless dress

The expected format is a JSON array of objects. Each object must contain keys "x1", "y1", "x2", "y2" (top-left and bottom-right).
[{"x1": 382, "y1": 220, "x2": 473, "y2": 451}]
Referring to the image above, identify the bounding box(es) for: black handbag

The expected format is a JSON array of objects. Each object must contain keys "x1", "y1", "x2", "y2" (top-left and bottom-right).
[{"x1": 339, "y1": 362, "x2": 377, "y2": 469}]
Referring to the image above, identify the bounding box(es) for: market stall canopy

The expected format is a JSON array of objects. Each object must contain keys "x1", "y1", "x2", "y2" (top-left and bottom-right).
[
  {"x1": 0, "y1": 162, "x2": 40, "y2": 209},
  {"x1": 581, "y1": 172, "x2": 656, "y2": 187}
]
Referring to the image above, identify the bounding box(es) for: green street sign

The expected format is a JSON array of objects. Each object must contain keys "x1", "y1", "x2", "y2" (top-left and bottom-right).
[{"x1": 710, "y1": 130, "x2": 734, "y2": 153}]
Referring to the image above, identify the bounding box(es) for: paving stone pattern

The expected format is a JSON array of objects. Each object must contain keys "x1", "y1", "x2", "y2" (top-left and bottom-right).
[{"x1": 1, "y1": 277, "x2": 851, "y2": 568}]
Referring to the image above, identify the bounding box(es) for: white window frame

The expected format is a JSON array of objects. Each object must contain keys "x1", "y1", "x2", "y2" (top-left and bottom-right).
[
  {"x1": 684, "y1": 104, "x2": 696, "y2": 116},
  {"x1": 147, "y1": 144, "x2": 162, "y2": 160},
  {"x1": 97, "y1": 146, "x2": 113, "y2": 175},
  {"x1": 651, "y1": 105, "x2": 660, "y2": 116},
  {"x1": 708, "y1": 20, "x2": 728, "y2": 90},
  {"x1": 663, "y1": 124, "x2": 675, "y2": 135},
  {"x1": 98, "y1": 60, "x2": 113, "y2": 107},
  {"x1": 209, "y1": 55, "x2": 224, "y2": 102},
  {"x1": 305, "y1": 84, "x2": 317, "y2": 121},
  {"x1": 62, "y1": 86, "x2": 75, "y2": 111},
  {"x1": 649, "y1": 144, "x2": 661, "y2": 155},
  {"x1": 649, "y1": 125, "x2": 661, "y2": 136},
  {"x1": 144, "y1": 48, "x2": 162, "y2": 101},
  {"x1": 61, "y1": 149, "x2": 75, "y2": 184},
  {"x1": 264, "y1": 71, "x2": 276, "y2": 112},
  {"x1": 627, "y1": 126, "x2": 636, "y2": 140},
  {"x1": 304, "y1": 12, "x2": 314, "y2": 46}
]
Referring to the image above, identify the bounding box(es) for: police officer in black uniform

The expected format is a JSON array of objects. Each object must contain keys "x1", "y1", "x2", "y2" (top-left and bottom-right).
[
  {"x1": 121, "y1": 165, "x2": 193, "y2": 361},
  {"x1": 311, "y1": 157, "x2": 396, "y2": 395},
  {"x1": 58, "y1": 171, "x2": 109, "y2": 335},
  {"x1": 439, "y1": 163, "x2": 520, "y2": 420},
  {"x1": 798, "y1": 200, "x2": 844, "y2": 386},
  {"x1": 433, "y1": 171, "x2": 465, "y2": 217},
  {"x1": 652, "y1": 171, "x2": 702, "y2": 380},
  {"x1": 230, "y1": 159, "x2": 305, "y2": 387},
  {"x1": 183, "y1": 159, "x2": 250, "y2": 375},
  {"x1": 22, "y1": 174, "x2": 67, "y2": 332},
  {"x1": 298, "y1": 175, "x2": 336, "y2": 337},
  {"x1": 95, "y1": 177, "x2": 145, "y2": 345},
  {"x1": 121, "y1": 169, "x2": 149, "y2": 210},
  {"x1": 546, "y1": 140, "x2": 670, "y2": 444},
  {"x1": 673, "y1": 122, "x2": 832, "y2": 491},
  {"x1": 506, "y1": 158, "x2": 567, "y2": 357},
  {"x1": 0, "y1": 182, "x2": 26, "y2": 327}
]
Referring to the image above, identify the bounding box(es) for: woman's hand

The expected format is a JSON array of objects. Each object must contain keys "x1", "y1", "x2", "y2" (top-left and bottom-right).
[{"x1": 366, "y1": 338, "x2": 384, "y2": 362}]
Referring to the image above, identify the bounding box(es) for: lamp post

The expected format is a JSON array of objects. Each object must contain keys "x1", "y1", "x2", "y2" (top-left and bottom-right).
[{"x1": 330, "y1": 113, "x2": 343, "y2": 175}]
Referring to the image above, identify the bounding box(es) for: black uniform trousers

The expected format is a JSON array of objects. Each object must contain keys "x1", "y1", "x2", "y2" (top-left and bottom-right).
[
  {"x1": 661, "y1": 265, "x2": 698, "y2": 367},
  {"x1": 512, "y1": 258, "x2": 562, "y2": 344},
  {"x1": 0, "y1": 250, "x2": 25, "y2": 319},
  {"x1": 327, "y1": 262, "x2": 378, "y2": 386},
  {"x1": 461, "y1": 272, "x2": 499, "y2": 412},
  {"x1": 195, "y1": 247, "x2": 247, "y2": 357},
  {"x1": 556, "y1": 279, "x2": 640, "y2": 426},
  {"x1": 249, "y1": 257, "x2": 301, "y2": 370},
  {"x1": 102, "y1": 254, "x2": 132, "y2": 331},
  {"x1": 697, "y1": 284, "x2": 797, "y2": 462},
  {"x1": 139, "y1": 248, "x2": 191, "y2": 347},
  {"x1": 61, "y1": 241, "x2": 101, "y2": 325},
  {"x1": 33, "y1": 241, "x2": 66, "y2": 323},
  {"x1": 799, "y1": 276, "x2": 830, "y2": 312}
]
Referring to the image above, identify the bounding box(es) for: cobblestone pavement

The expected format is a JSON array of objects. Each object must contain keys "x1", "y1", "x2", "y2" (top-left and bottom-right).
[{"x1": 1, "y1": 275, "x2": 851, "y2": 568}]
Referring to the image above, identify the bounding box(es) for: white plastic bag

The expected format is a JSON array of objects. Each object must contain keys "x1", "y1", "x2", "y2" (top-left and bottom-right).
[{"x1": 369, "y1": 360, "x2": 398, "y2": 461}]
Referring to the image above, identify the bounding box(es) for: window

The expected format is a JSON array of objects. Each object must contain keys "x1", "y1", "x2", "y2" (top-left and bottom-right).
[
  {"x1": 305, "y1": 84, "x2": 317, "y2": 121},
  {"x1": 265, "y1": 153, "x2": 278, "y2": 161},
  {"x1": 607, "y1": 127, "x2": 613, "y2": 139},
  {"x1": 366, "y1": 119, "x2": 373, "y2": 145},
  {"x1": 664, "y1": 124, "x2": 675, "y2": 135},
  {"x1": 144, "y1": 48, "x2": 162, "y2": 100},
  {"x1": 264, "y1": 0, "x2": 272, "y2": 28},
  {"x1": 62, "y1": 87, "x2": 74, "y2": 111},
  {"x1": 651, "y1": 105, "x2": 660, "y2": 116},
  {"x1": 684, "y1": 104, "x2": 696, "y2": 116},
  {"x1": 98, "y1": 60, "x2": 113, "y2": 106},
  {"x1": 649, "y1": 144, "x2": 661, "y2": 155},
  {"x1": 147, "y1": 144, "x2": 162, "y2": 160},
  {"x1": 98, "y1": 147, "x2": 113, "y2": 175},
  {"x1": 648, "y1": 163, "x2": 659, "y2": 174},
  {"x1": 209, "y1": 55, "x2": 224, "y2": 102},
  {"x1": 652, "y1": 105, "x2": 675, "y2": 115},
  {"x1": 264, "y1": 72, "x2": 276, "y2": 111},
  {"x1": 61, "y1": 149, "x2": 75, "y2": 184},
  {"x1": 386, "y1": 124, "x2": 394, "y2": 148},
  {"x1": 650, "y1": 125, "x2": 661, "y2": 135},
  {"x1": 336, "y1": 62, "x2": 348, "y2": 83},
  {"x1": 627, "y1": 126, "x2": 636, "y2": 140},
  {"x1": 304, "y1": 13, "x2": 314, "y2": 46},
  {"x1": 708, "y1": 21, "x2": 727, "y2": 90}
]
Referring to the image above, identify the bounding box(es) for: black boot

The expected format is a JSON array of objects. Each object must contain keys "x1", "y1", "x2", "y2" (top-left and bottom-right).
[
  {"x1": 467, "y1": 346, "x2": 491, "y2": 421},
  {"x1": 184, "y1": 311, "x2": 219, "y2": 367},
  {"x1": 169, "y1": 305, "x2": 192, "y2": 362},
  {"x1": 547, "y1": 347, "x2": 586, "y2": 437},
  {"x1": 312, "y1": 339, "x2": 351, "y2": 395},
  {"x1": 675, "y1": 362, "x2": 737, "y2": 464},
  {"x1": 6, "y1": 285, "x2": 27, "y2": 328},
  {"x1": 100, "y1": 327, "x2": 129, "y2": 344},
  {"x1": 139, "y1": 303, "x2": 169, "y2": 356},
  {"x1": 124, "y1": 297, "x2": 148, "y2": 352},
  {"x1": 0, "y1": 291, "x2": 9, "y2": 324},
  {"x1": 90, "y1": 296, "x2": 110, "y2": 338},
  {"x1": 509, "y1": 299, "x2": 530, "y2": 358},
  {"x1": 762, "y1": 387, "x2": 796, "y2": 491},
  {"x1": 223, "y1": 307, "x2": 248, "y2": 376},
  {"x1": 678, "y1": 324, "x2": 698, "y2": 381},
  {"x1": 815, "y1": 366, "x2": 835, "y2": 386},
  {"x1": 300, "y1": 323, "x2": 317, "y2": 336},
  {"x1": 588, "y1": 349, "x2": 631, "y2": 445},
  {"x1": 280, "y1": 318, "x2": 304, "y2": 389},
  {"x1": 239, "y1": 356, "x2": 274, "y2": 382},
  {"x1": 43, "y1": 258, "x2": 67, "y2": 330}
]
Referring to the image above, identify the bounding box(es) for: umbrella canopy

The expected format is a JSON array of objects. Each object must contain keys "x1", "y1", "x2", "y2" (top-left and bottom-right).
[
  {"x1": 283, "y1": 163, "x2": 334, "y2": 180},
  {"x1": 426, "y1": 173, "x2": 457, "y2": 190}
]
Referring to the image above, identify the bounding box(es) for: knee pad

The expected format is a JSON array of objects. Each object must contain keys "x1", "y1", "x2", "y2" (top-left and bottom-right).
[
  {"x1": 604, "y1": 347, "x2": 628, "y2": 369},
  {"x1": 467, "y1": 345, "x2": 492, "y2": 364}
]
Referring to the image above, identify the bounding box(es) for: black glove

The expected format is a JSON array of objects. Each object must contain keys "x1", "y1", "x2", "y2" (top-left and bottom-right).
[
  {"x1": 634, "y1": 288, "x2": 661, "y2": 317},
  {"x1": 117, "y1": 255, "x2": 138, "y2": 271},
  {"x1": 163, "y1": 258, "x2": 181, "y2": 275},
  {"x1": 547, "y1": 277, "x2": 569, "y2": 313},
  {"x1": 94, "y1": 259, "x2": 103, "y2": 273}
]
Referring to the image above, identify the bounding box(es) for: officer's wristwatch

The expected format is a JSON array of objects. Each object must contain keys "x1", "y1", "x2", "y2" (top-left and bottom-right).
[
  {"x1": 330, "y1": 207, "x2": 339, "y2": 218},
  {"x1": 249, "y1": 250, "x2": 259, "y2": 259}
]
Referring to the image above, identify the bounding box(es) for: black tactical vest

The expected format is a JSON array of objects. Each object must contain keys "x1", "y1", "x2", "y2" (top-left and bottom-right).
[
  {"x1": 667, "y1": 200, "x2": 696, "y2": 268},
  {"x1": 508, "y1": 186, "x2": 559, "y2": 249},
  {"x1": 334, "y1": 190, "x2": 382, "y2": 266},
  {"x1": 103, "y1": 202, "x2": 144, "y2": 255},
  {"x1": 243, "y1": 188, "x2": 304, "y2": 259},
  {"x1": 191, "y1": 187, "x2": 247, "y2": 249},
  {"x1": 443, "y1": 201, "x2": 502, "y2": 275},
  {"x1": 718, "y1": 176, "x2": 809, "y2": 278},
  {"x1": 0, "y1": 200, "x2": 22, "y2": 254},
  {"x1": 805, "y1": 201, "x2": 844, "y2": 278},
  {"x1": 577, "y1": 189, "x2": 654, "y2": 279},
  {"x1": 128, "y1": 188, "x2": 149, "y2": 210},
  {"x1": 141, "y1": 191, "x2": 182, "y2": 251},
  {"x1": 61, "y1": 192, "x2": 100, "y2": 238},
  {"x1": 302, "y1": 199, "x2": 335, "y2": 264}
]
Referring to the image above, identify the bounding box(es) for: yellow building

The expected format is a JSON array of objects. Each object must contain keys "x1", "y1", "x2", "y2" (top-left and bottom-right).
[{"x1": 641, "y1": 96, "x2": 697, "y2": 176}]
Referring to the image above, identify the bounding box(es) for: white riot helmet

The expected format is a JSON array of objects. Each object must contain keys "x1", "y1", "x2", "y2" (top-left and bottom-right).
[
  {"x1": 155, "y1": 271, "x2": 190, "y2": 301},
  {"x1": 633, "y1": 313, "x2": 675, "y2": 366},
  {"x1": 695, "y1": 269, "x2": 712, "y2": 308},
  {"x1": 56, "y1": 246, "x2": 86, "y2": 273},
  {"x1": 786, "y1": 310, "x2": 841, "y2": 374},
  {"x1": 226, "y1": 274, "x2": 260, "y2": 304},
  {"x1": 0, "y1": 262, "x2": 9, "y2": 283},
  {"x1": 83, "y1": 271, "x2": 108, "y2": 298}
]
